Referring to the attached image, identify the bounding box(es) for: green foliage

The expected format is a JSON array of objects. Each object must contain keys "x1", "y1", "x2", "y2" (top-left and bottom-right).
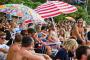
[
  {"x1": 86, "y1": 15, "x2": 90, "y2": 25},
  {"x1": 54, "y1": 14, "x2": 66, "y2": 23},
  {"x1": 6, "y1": 0, "x2": 32, "y2": 4},
  {"x1": 24, "y1": 2, "x2": 41, "y2": 9},
  {"x1": 32, "y1": 0, "x2": 46, "y2": 3},
  {"x1": 7, "y1": 0, "x2": 22, "y2": 4},
  {"x1": 0, "y1": 0, "x2": 6, "y2": 2},
  {"x1": 6, "y1": 0, "x2": 41, "y2": 9},
  {"x1": 54, "y1": 6, "x2": 90, "y2": 24},
  {"x1": 0, "y1": 0, "x2": 90, "y2": 24},
  {"x1": 68, "y1": 6, "x2": 87, "y2": 19}
]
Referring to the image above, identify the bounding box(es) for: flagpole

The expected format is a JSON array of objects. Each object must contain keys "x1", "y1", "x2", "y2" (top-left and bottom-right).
[
  {"x1": 51, "y1": 17, "x2": 57, "y2": 32},
  {"x1": 46, "y1": 0, "x2": 57, "y2": 32}
]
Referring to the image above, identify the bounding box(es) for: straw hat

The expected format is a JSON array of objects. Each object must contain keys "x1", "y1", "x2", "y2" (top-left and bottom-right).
[{"x1": 65, "y1": 17, "x2": 76, "y2": 22}]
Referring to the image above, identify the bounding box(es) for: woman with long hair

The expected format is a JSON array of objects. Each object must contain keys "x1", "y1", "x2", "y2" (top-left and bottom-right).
[
  {"x1": 55, "y1": 39, "x2": 78, "y2": 60},
  {"x1": 70, "y1": 19, "x2": 85, "y2": 45}
]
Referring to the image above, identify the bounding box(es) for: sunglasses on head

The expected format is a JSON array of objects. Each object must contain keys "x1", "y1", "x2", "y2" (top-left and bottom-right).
[{"x1": 78, "y1": 21, "x2": 83, "y2": 23}]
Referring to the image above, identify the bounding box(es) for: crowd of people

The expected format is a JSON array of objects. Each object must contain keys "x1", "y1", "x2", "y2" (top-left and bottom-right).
[{"x1": 0, "y1": 15, "x2": 90, "y2": 60}]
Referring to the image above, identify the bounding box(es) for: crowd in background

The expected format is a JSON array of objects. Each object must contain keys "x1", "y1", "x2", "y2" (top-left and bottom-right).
[{"x1": 0, "y1": 14, "x2": 90, "y2": 60}]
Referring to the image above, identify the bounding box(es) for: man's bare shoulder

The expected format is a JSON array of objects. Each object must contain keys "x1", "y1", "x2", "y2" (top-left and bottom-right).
[
  {"x1": 10, "y1": 43, "x2": 21, "y2": 51},
  {"x1": 20, "y1": 48, "x2": 45, "y2": 60},
  {"x1": 19, "y1": 48, "x2": 31, "y2": 58}
]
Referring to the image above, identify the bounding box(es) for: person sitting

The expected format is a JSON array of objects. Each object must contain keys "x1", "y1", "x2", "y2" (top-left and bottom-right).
[
  {"x1": 55, "y1": 39, "x2": 78, "y2": 60},
  {"x1": 87, "y1": 54, "x2": 90, "y2": 60},
  {"x1": 70, "y1": 19, "x2": 85, "y2": 45},
  {"x1": 87, "y1": 31, "x2": 90, "y2": 40},
  {"x1": 8, "y1": 36, "x2": 52, "y2": 60},
  {"x1": 86, "y1": 31, "x2": 90, "y2": 45},
  {"x1": 0, "y1": 31, "x2": 9, "y2": 60},
  {"x1": 76, "y1": 46, "x2": 90, "y2": 60}
]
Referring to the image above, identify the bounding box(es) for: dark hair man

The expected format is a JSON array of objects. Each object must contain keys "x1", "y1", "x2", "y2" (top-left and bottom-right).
[
  {"x1": 8, "y1": 37, "x2": 52, "y2": 60},
  {"x1": 76, "y1": 46, "x2": 90, "y2": 60}
]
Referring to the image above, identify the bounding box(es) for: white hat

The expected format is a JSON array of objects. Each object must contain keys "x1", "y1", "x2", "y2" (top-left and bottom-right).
[{"x1": 66, "y1": 17, "x2": 76, "y2": 22}]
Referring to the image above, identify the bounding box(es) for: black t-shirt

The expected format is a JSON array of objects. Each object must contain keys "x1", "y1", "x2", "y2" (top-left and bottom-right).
[
  {"x1": 4, "y1": 30, "x2": 11, "y2": 40},
  {"x1": 87, "y1": 31, "x2": 90, "y2": 40},
  {"x1": 55, "y1": 48, "x2": 69, "y2": 60},
  {"x1": 55, "y1": 48, "x2": 74, "y2": 60}
]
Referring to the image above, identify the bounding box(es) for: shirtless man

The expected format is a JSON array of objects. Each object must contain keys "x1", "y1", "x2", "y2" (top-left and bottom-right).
[
  {"x1": 7, "y1": 33, "x2": 22, "y2": 60},
  {"x1": 9, "y1": 37, "x2": 52, "y2": 60}
]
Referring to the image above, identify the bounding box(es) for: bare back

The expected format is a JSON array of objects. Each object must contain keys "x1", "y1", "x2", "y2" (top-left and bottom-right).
[
  {"x1": 7, "y1": 43, "x2": 21, "y2": 60},
  {"x1": 8, "y1": 47, "x2": 28, "y2": 60},
  {"x1": 17, "y1": 47, "x2": 51, "y2": 60},
  {"x1": 11, "y1": 52, "x2": 23, "y2": 60}
]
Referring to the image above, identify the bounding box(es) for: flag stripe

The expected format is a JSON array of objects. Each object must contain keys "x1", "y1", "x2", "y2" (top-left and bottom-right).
[
  {"x1": 41, "y1": 12, "x2": 61, "y2": 18},
  {"x1": 35, "y1": 1, "x2": 77, "y2": 18}
]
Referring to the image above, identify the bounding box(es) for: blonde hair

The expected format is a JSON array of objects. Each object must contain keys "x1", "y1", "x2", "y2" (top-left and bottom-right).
[
  {"x1": 0, "y1": 31, "x2": 6, "y2": 36},
  {"x1": 59, "y1": 28, "x2": 65, "y2": 36},
  {"x1": 63, "y1": 39, "x2": 78, "y2": 51}
]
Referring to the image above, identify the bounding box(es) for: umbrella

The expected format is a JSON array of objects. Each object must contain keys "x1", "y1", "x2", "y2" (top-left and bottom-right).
[
  {"x1": 35, "y1": 1, "x2": 77, "y2": 19},
  {"x1": 0, "y1": 4, "x2": 27, "y2": 17},
  {"x1": 0, "y1": 4, "x2": 38, "y2": 17},
  {"x1": 0, "y1": 4, "x2": 46, "y2": 24}
]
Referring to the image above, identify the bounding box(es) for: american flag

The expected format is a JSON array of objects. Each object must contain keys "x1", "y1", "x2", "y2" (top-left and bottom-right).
[{"x1": 35, "y1": 1, "x2": 77, "y2": 19}]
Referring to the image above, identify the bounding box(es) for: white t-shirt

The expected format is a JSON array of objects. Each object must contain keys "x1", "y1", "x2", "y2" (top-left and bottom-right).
[
  {"x1": 0, "y1": 44, "x2": 9, "y2": 60},
  {"x1": 0, "y1": 44, "x2": 9, "y2": 52}
]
